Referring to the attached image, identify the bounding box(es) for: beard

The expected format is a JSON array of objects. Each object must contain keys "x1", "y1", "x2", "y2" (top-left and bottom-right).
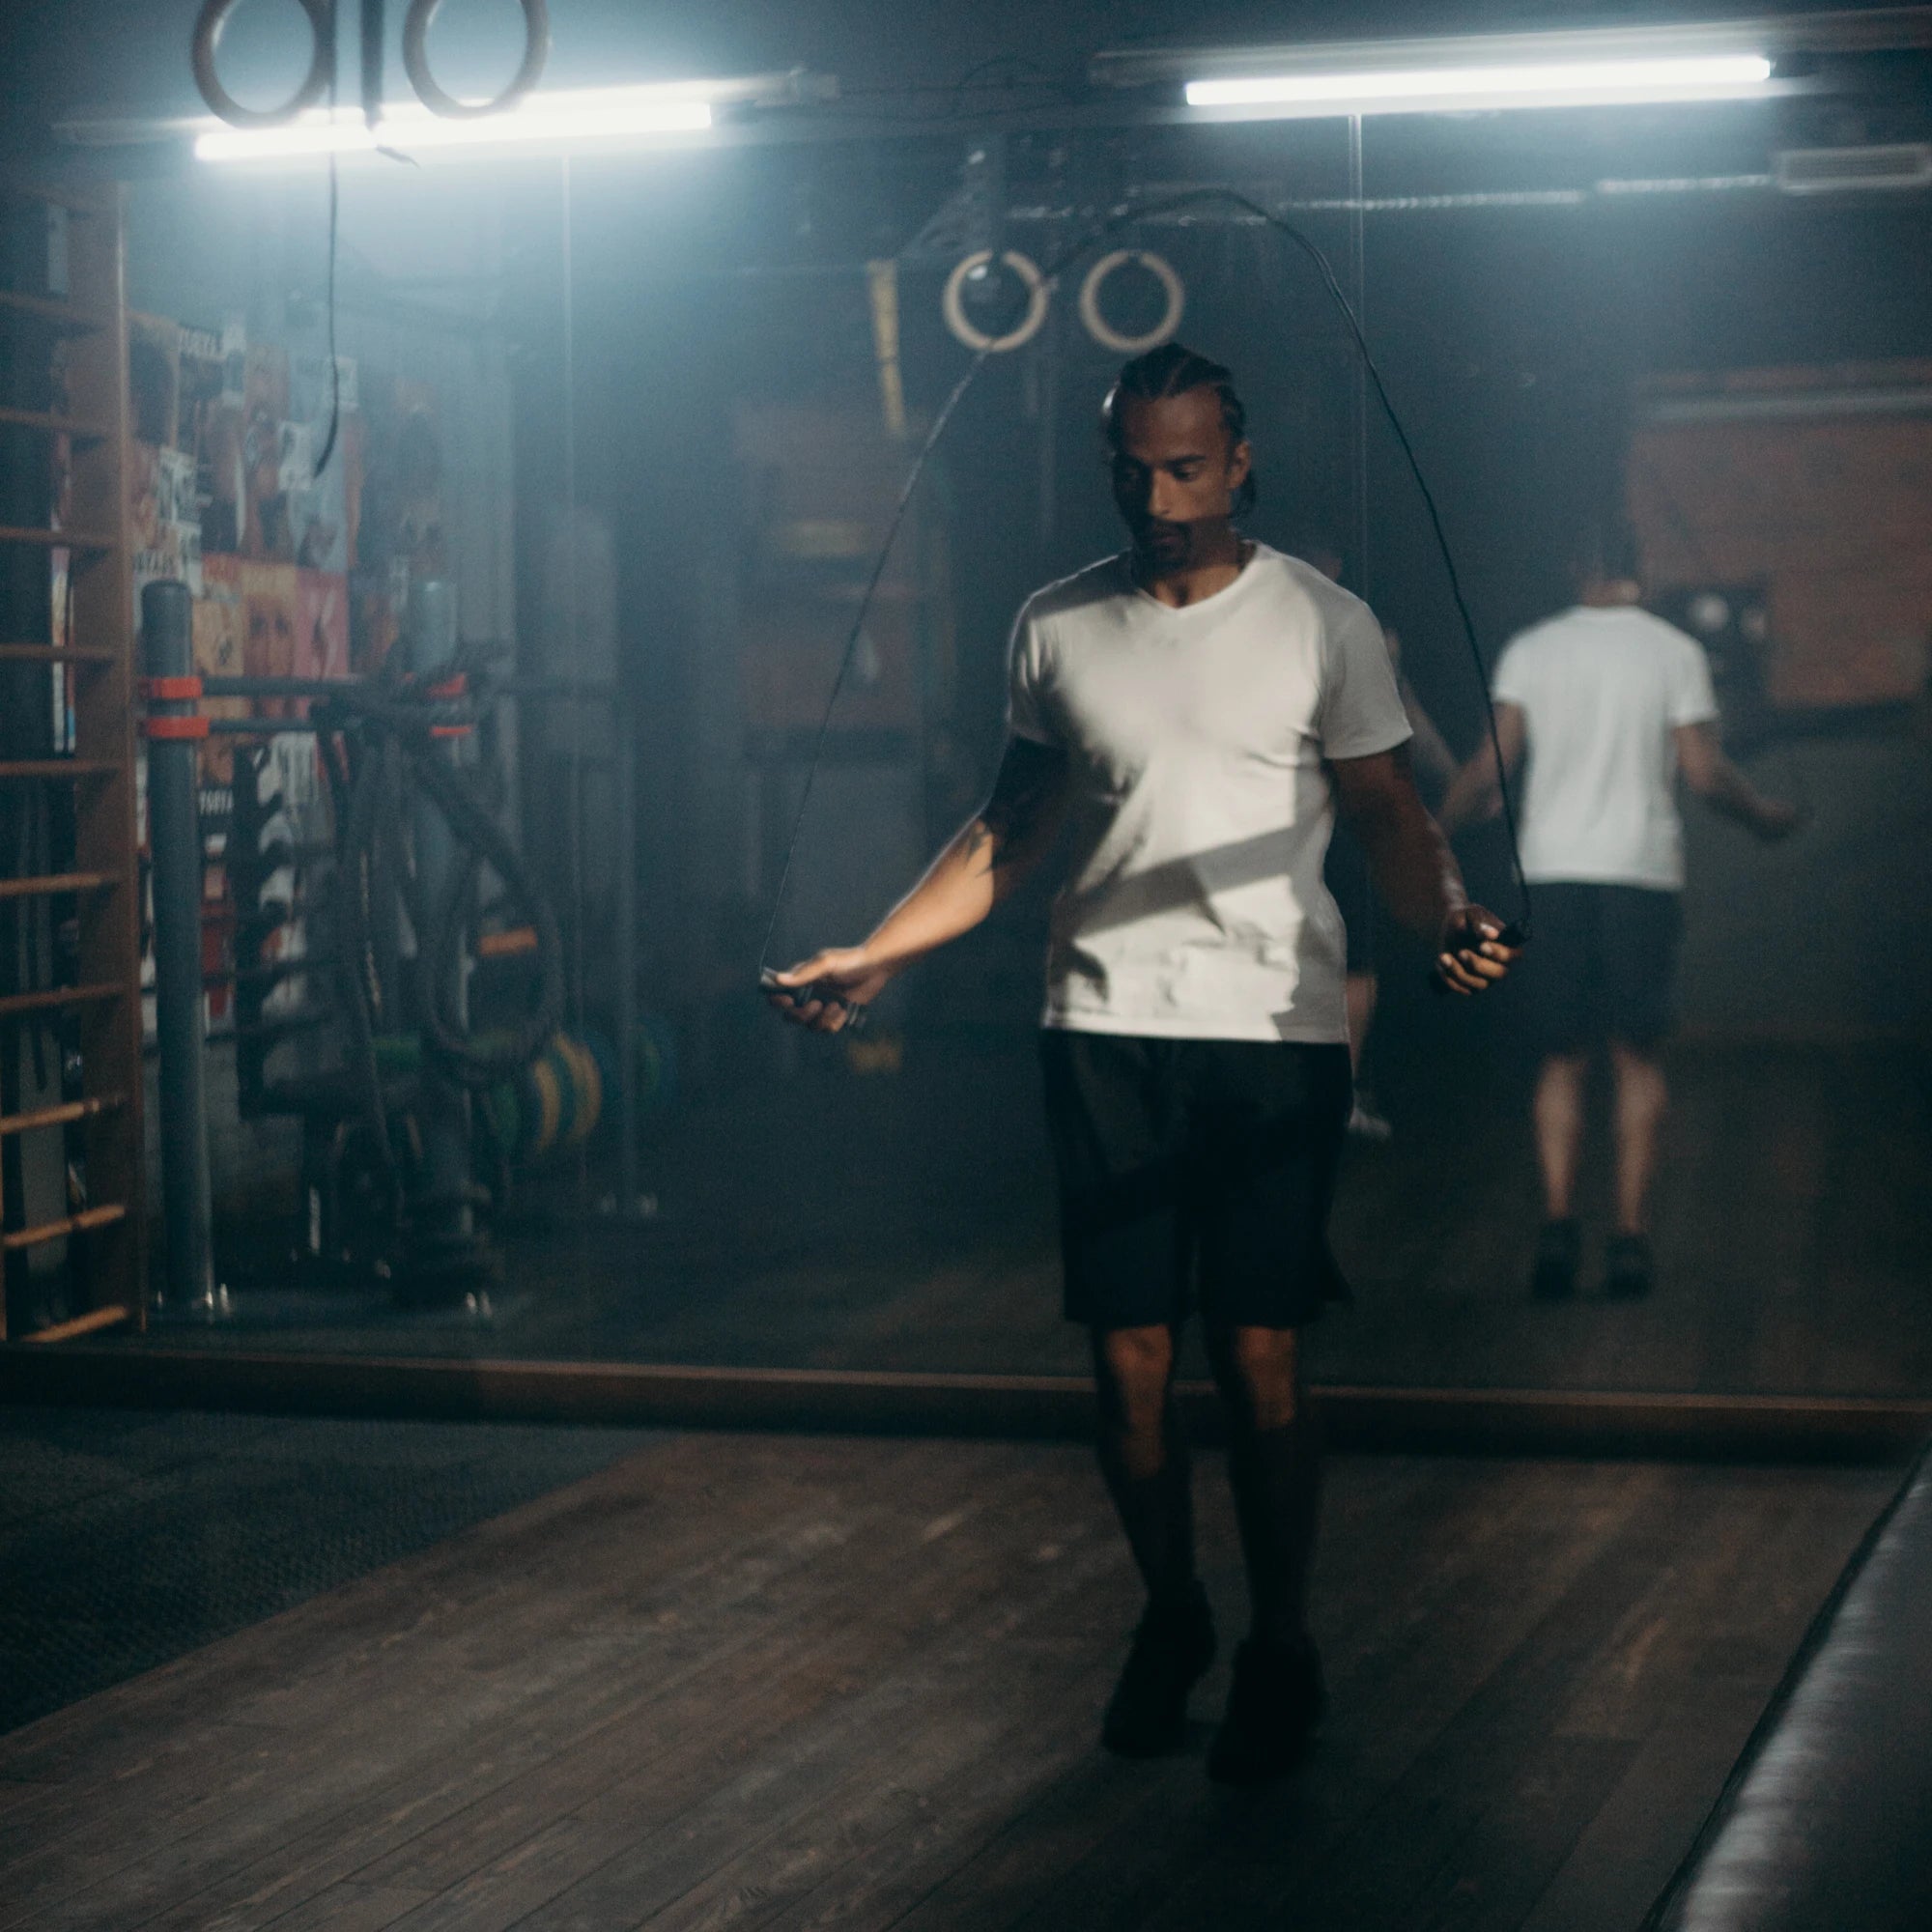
[{"x1": 1129, "y1": 516, "x2": 1200, "y2": 574}]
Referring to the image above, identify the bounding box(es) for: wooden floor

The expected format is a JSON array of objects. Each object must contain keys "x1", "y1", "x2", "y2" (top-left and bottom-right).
[{"x1": 0, "y1": 1433, "x2": 1893, "y2": 1932}]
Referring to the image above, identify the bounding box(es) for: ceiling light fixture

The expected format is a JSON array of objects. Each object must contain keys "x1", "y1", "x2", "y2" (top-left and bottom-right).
[
  {"x1": 193, "y1": 84, "x2": 715, "y2": 163},
  {"x1": 1182, "y1": 53, "x2": 1776, "y2": 118},
  {"x1": 1091, "y1": 24, "x2": 1808, "y2": 123}
]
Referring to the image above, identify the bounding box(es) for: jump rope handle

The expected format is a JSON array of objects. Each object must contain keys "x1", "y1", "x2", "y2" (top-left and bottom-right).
[
  {"x1": 1428, "y1": 919, "x2": 1528, "y2": 994},
  {"x1": 759, "y1": 967, "x2": 869, "y2": 1033}
]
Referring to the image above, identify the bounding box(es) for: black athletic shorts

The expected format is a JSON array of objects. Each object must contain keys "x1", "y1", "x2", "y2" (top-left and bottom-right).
[
  {"x1": 1038, "y1": 1031, "x2": 1353, "y2": 1332},
  {"x1": 1522, "y1": 882, "x2": 1683, "y2": 1054},
  {"x1": 1323, "y1": 825, "x2": 1377, "y2": 975}
]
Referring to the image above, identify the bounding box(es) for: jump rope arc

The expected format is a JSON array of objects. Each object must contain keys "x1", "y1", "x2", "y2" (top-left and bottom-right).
[{"x1": 758, "y1": 187, "x2": 1534, "y2": 1019}]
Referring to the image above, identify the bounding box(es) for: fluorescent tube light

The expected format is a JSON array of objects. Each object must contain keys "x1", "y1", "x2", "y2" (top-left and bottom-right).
[
  {"x1": 195, "y1": 111, "x2": 381, "y2": 161},
  {"x1": 194, "y1": 85, "x2": 713, "y2": 164},
  {"x1": 1183, "y1": 54, "x2": 1774, "y2": 117}
]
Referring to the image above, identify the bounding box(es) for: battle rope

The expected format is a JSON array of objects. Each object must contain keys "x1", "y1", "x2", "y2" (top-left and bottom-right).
[{"x1": 317, "y1": 667, "x2": 566, "y2": 1202}]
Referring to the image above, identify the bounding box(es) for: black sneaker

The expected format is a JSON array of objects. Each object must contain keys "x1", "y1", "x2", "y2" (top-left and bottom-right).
[
  {"x1": 1101, "y1": 1584, "x2": 1216, "y2": 1758},
  {"x1": 1605, "y1": 1232, "x2": 1655, "y2": 1298},
  {"x1": 1531, "y1": 1217, "x2": 1580, "y2": 1300},
  {"x1": 1207, "y1": 1635, "x2": 1327, "y2": 1786}
]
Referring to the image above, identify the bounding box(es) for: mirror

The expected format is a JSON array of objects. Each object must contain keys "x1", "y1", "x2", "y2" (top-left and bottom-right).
[{"x1": 81, "y1": 78, "x2": 1931, "y2": 1404}]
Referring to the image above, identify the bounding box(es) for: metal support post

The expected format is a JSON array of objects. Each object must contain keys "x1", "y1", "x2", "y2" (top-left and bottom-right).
[
  {"x1": 401, "y1": 578, "x2": 486, "y2": 1297},
  {"x1": 612, "y1": 684, "x2": 641, "y2": 1218},
  {"x1": 141, "y1": 579, "x2": 224, "y2": 1318}
]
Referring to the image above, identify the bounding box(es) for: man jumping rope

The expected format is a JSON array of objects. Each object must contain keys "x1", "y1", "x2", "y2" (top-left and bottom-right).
[{"x1": 769, "y1": 343, "x2": 1518, "y2": 1783}]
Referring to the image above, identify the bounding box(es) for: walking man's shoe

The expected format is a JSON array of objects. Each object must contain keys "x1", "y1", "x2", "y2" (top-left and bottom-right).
[{"x1": 1102, "y1": 1584, "x2": 1217, "y2": 1758}]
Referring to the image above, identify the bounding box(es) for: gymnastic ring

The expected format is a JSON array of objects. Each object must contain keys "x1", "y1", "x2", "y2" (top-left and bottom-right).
[
  {"x1": 1078, "y1": 249, "x2": 1185, "y2": 355},
  {"x1": 403, "y1": 0, "x2": 551, "y2": 119},
  {"x1": 192, "y1": 0, "x2": 335, "y2": 130},
  {"x1": 942, "y1": 250, "x2": 1050, "y2": 354}
]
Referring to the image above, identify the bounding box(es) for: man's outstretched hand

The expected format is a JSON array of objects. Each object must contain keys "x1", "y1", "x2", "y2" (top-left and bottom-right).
[
  {"x1": 1435, "y1": 907, "x2": 1522, "y2": 996},
  {"x1": 764, "y1": 948, "x2": 893, "y2": 1033}
]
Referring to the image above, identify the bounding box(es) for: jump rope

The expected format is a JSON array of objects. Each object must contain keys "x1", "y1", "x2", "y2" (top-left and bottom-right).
[{"x1": 758, "y1": 187, "x2": 1534, "y2": 1024}]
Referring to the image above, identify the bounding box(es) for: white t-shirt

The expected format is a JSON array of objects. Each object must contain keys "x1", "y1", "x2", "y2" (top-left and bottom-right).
[
  {"x1": 1008, "y1": 543, "x2": 1412, "y2": 1043},
  {"x1": 1492, "y1": 605, "x2": 1719, "y2": 891}
]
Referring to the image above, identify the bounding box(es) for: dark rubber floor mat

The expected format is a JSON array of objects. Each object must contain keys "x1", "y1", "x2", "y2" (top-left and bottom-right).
[{"x1": 0, "y1": 1405, "x2": 658, "y2": 1735}]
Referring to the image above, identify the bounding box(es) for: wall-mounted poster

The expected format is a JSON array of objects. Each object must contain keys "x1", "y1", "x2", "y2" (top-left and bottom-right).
[
  {"x1": 295, "y1": 569, "x2": 349, "y2": 683},
  {"x1": 239, "y1": 559, "x2": 298, "y2": 722},
  {"x1": 193, "y1": 554, "x2": 249, "y2": 785},
  {"x1": 129, "y1": 441, "x2": 195, "y2": 579},
  {"x1": 183, "y1": 322, "x2": 243, "y2": 554},
  {"x1": 122, "y1": 295, "x2": 465, "y2": 1060},
  {"x1": 242, "y1": 341, "x2": 294, "y2": 562}
]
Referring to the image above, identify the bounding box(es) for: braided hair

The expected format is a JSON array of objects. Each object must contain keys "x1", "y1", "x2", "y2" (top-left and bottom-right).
[{"x1": 1101, "y1": 341, "x2": 1259, "y2": 517}]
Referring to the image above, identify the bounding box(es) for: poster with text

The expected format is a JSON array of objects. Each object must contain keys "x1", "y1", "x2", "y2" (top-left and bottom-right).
[
  {"x1": 295, "y1": 569, "x2": 350, "y2": 684},
  {"x1": 194, "y1": 554, "x2": 249, "y2": 786},
  {"x1": 242, "y1": 342, "x2": 293, "y2": 562}
]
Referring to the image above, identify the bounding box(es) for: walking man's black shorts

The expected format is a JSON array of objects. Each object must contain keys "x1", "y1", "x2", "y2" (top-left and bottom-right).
[
  {"x1": 1521, "y1": 882, "x2": 1683, "y2": 1055},
  {"x1": 1038, "y1": 1031, "x2": 1353, "y2": 1332}
]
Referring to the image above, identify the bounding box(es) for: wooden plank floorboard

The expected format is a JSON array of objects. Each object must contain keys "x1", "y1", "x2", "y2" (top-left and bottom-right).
[
  {"x1": 594, "y1": 1535, "x2": 1136, "y2": 1932},
  {"x1": 8, "y1": 1441, "x2": 1023, "y2": 1932},
  {"x1": 358, "y1": 1474, "x2": 1104, "y2": 1926},
  {"x1": 114, "y1": 1497, "x2": 989, "y2": 1931},
  {"x1": 1159, "y1": 1476, "x2": 1872, "y2": 1932},
  {"x1": 1518, "y1": 1669, "x2": 1771, "y2": 1932},
  {"x1": 0, "y1": 1436, "x2": 1895, "y2": 1932},
  {"x1": 966, "y1": 1468, "x2": 1631, "y2": 1924},
  {"x1": 1193, "y1": 1491, "x2": 1738, "y2": 1925},
  {"x1": 1510, "y1": 1466, "x2": 1898, "y2": 1932},
  {"x1": 880, "y1": 1463, "x2": 1671, "y2": 1932},
  {"x1": 0, "y1": 1438, "x2": 999, "y2": 1926},
  {"x1": 869, "y1": 1461, "x2": 1878, "y2": 1932},
  {"x1": 971, "y1": 1462, "x2": 1559, "y2": 1932},
  {"x1": 186, "y1": 1447, "x2": 1095, "y2": 1932},
  {"x1": 743, "y1": 1655, "x2": 1126, "y2": 1932},
  {"x1": 0, "y1": 1430, "x2": 838, "y2": 1787},
  {"x1": 257, "y1": 1883, "x2": 437, "y2": 1932},
  {"x1": 396, "y1": 1467, "x2": 1123, "y2": 1931}
]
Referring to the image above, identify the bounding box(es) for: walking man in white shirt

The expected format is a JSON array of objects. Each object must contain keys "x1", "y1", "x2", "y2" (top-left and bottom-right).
[
  {"x1": 770, "y1": 343, "x2": 1517, "y2": 1783},
  {"x1": 1441, "y1": 533, "x2": 1795, "y2": 1299}
]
